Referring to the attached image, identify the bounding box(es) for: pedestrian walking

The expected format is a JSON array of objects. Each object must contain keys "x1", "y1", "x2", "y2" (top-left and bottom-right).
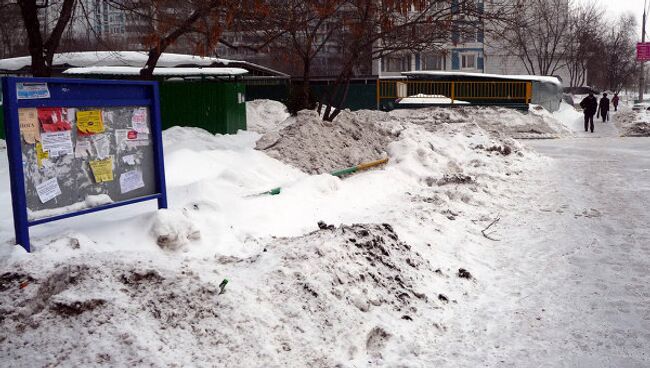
[
  {"x1": 580, "y1": 92, "x2": 598, "y2": 133},
  {"x1": 597, "y1": 93, "x2": 610, "y2": 123},
  {"x1": 612, "y1": 93, "x2": 619, "y2": 111}
]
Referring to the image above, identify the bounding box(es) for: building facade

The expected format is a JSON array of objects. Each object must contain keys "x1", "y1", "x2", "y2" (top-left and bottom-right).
[{"x1": 374, "y1": 0, "x2": 486, "y2": 77}]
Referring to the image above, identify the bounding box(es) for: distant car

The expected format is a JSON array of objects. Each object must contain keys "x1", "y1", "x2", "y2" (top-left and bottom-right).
[{"x1": 632, "y1": 103, "x2": 650, "y2": 112}]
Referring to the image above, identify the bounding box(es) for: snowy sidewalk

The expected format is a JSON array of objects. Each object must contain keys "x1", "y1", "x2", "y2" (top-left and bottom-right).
[
  {"x1": 555, "y1": 103, "x2": 621, "y2": 139},
  {"x1": 439, "y1": 136, "x2": 650, "y2": 367}
]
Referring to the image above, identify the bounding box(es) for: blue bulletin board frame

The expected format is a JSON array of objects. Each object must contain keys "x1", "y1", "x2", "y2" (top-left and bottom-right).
[{"x1": 2, "y1": 77, "x2": 168, "y2": 252}]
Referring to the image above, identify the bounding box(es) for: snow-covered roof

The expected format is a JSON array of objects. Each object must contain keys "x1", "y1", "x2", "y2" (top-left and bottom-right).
[
  {"x1": 0, "y1": 51, "x2": 233, "y2": 71},
  {"x1": 63, "y1": 66, "x2": 248, "y2": 76},
  {"x1": 402, "y1": 71, "x2": 562, "y2": 86},
  {"x1": 0, "y1": 51, "x2": 289, "y2": 77}
]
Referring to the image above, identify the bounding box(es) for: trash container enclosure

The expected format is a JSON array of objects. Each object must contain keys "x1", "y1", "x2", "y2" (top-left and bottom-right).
[{"x1": 160, "y1": 80, "x2": 246, "y2": 134}]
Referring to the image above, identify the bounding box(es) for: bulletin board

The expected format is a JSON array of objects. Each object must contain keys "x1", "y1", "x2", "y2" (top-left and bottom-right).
[{"x1": 2, "y1": 77, "x2": 167, "y2": 252}]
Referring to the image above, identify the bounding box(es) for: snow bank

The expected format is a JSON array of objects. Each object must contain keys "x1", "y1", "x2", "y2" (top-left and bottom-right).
[
  {"x1": 246, "y1": 99, "x2": 291, "y2": 135},
  {"x1": 257, "y1": 109, "x2": 392, "y2": 174},
  {"x1": 0, "y1": 223, "x2": 474, "y2": 367},
  {"x1": 388, "y1": 105, "x2": 571, "y2": 139},
  {"x1": 256, "y1": 103, "x2": 565, "y2": 175},
  {"x1": 0, "y1": 104, "x2": 549, "y2": 366},
  {"x1": 616, "y1": 111, "x2": 650, "y2": 137},
  {"x1": 550, "y1": 101, "x2": 585, "y2": 133}
]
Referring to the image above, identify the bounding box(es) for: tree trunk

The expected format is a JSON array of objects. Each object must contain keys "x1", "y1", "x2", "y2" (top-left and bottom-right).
[
  {"x1": 18, "y1": 0, "x2": 48, "y2": 76},
  {"x1": 322, "y1": 64, "x2": 353, "y2": 122},
  {"x1": 301, "y1": 57, "x2": 312, "y2": 110},
  {"x1": 17, "y1": 0, "x2": 77, "y2": 77}
]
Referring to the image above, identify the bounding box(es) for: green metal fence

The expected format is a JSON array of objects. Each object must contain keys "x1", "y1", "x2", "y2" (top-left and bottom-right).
[
  {"x1": 245, "y1": 80, "x2": 377, "y2": 111},
  {"x1": 159, "y1": 81, "x2": 246, "y2": 135}
]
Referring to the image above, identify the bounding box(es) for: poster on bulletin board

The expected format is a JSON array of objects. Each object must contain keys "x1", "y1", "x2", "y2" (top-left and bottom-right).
[{"x1": 2, "y1": 77, "x2": 167, "y2": 252}]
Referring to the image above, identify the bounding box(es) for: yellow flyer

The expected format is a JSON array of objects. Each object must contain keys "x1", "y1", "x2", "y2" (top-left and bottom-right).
[
  {"x1": 36, "y1": 142, "x2": 49, "y2": 168},
  {"x1": 89, "y1": 158, "x2": 114, "y2": 183},
  {"x1": 77, "y1": 110, "x2": 105, "y2": 134}
]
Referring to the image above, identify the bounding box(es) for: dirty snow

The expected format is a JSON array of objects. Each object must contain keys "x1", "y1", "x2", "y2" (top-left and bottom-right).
[
  {"x1": 256, "y1": 109, "x2": 392, "y2": 174},
  {"x1": 1, "y1": 100, "x2": 648, "y2": 367}
]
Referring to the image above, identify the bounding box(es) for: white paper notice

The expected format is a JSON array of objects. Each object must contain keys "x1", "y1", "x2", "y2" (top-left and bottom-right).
[
  {"x1": 41, "y1": 131, "x2": 74, "y2": 157},
  {"x1": 120, "y1": 170, "x2": 145, "y2": 194},
  {"x1": 126, "y1": 133, "x2": 150, "y2": 148},
  {"x1": 36, "y1": 177, "x2": 62, "y2": 203},
  {"x1": 131, "y1": 108, "x2": 149, "y2": 134},
  {"x1": 93, "y1": 134, "x2": 110, "y2": 159},
  {"x1": 115, "y1": 129, "x2": 128, "y2": 151},
  {"x1": 103, "y1": 110, "x2": 113, "y2": 127},
  {"x1": 75, "y1": 140, "x2": 92, "y2": 158},
  {"x1": 122, "y1": 154, "x2": 136, "y2": 165}
]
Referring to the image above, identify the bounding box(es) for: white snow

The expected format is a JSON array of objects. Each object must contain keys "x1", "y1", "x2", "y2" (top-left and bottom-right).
[
  {"x1": 0, "y1": 51, "x2": 288, "y2": 77},
  {"x1": 246, "y1": 99, "x2": 291, "y2": 135},
  {"x1": 63, "y1": 66, "x2": 248, "y2": 76},
  {"x1": 0, "y1": 51, "x2": 233, "y2": 71},
  {"x1": 27, "y1": 194, "x2": 113, "y2": 221},
  {"x1": 0, "y1": 100, "x2": 648, "y2": 367},
  {"x1": 397, "y1": 93, "x2": 470, "y2": 105}
]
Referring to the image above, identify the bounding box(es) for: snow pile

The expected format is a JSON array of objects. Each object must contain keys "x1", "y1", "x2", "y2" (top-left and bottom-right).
[
  {"x1": 616, "y1": 111, "x2": 650, "y2": 137},
  {"x1": 0, "y1": 104, "x2": 546, "y2": 366},
  {"x1": 0, "y1": 224, "x2": 477, "y2": 367},
  {"x1": 257, "y1": 109, "x2": 392, "y2": 174},
  {"x1": 388, "y1": 105, "x2": 571, "y2": 139},
  {"x1": 550, "y1": 101, "x2": 585, "y2": 133},
  {"x1": 150, "y1": 209, "x2": 201, "y2": 250},
  {"x1": 246, "y1": 99, "x2": 291, "y2": 134},
  {"x1": 397, "y1": 94, "x2": 469, "y2": 105},
  {"x1": 255, "y1": 103, "x2": 557, "y2": 175}
]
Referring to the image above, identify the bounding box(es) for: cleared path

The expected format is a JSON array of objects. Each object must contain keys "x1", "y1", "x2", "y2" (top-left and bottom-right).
[{"x1": 444, "y1": 116, "x2": 650, "y2": 367}]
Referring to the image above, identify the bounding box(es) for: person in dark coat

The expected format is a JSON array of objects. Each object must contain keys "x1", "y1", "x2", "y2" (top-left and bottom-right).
[
  {"x1": 612, "y1": 93, "x2": 619, "y2": 111},
  {"x1": 597, "y1": 93, "x2": 610, "y2": 123},
  {"x1": 579, "y1": 92, "x2": 598, "y2": 133}
]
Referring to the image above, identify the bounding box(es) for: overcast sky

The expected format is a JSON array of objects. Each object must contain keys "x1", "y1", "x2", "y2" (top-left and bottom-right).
[{"x1": 591, "y1": 0, "x2": 646, "y2": 36}]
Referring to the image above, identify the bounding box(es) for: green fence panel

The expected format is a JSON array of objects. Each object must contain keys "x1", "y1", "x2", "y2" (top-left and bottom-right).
[
  {"x1": 245, "y1": 84, "x2": 290, "y2": 104},
  {"x1": 245, "y1": 80, "x2": 377, "y2": 112},
  {"x1": 159, "y1": 81, "x2": 246, "y2": 135},
  {"x1": 310, "y1": 82, "x2": 377, "y2": 111}
]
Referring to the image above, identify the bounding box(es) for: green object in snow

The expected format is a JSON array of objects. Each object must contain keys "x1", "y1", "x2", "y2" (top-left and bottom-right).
[
  {"x1": 219, "y1": 279, "x2": 229, "y2": 295},
  {"x1": 251, "y1": 158, "x2": 389, "y2": 197},
  {"x1": 330, "y1": 166, "x2": 358, "y2": 177}
]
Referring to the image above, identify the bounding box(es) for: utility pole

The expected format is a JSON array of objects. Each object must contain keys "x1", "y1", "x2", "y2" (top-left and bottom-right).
[{"x1": 641, "y1": 0, "x2": 647, "y2": 102}]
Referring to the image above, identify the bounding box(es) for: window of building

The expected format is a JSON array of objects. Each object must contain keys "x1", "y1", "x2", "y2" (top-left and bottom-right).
[
  {"x1": 461, "y1": 53, "x2": 476, "y2": 69},
  {"x1": 422, "y1": 53, "x2": 445, "y2": 70},
  {"x1": 381, "y1": 55, "x2": 412, "y2": 73}
]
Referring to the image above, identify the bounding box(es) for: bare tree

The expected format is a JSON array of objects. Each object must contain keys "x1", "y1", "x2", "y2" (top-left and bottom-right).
[
  {"x1": 565, "y1": 3, "x2": 603, "y2": 87},
  {"x1": 0, "y1": 2, "x2": 28, "y2": 58},
  {"x1": 106, "y1": 0, "x2": 263, "y2": 78},
  {"x1": 12, "y1": 0, "x2": 77, "y2": 76},
  {"x1": 317, "y1": 0, "x2": 514, "y2": 121},
  {"x1": 496, "y1": 0, "x2": 572, "y2": 76},
  {"x1": 590, "y1": 14, "x2": 638, "y2": 92}
]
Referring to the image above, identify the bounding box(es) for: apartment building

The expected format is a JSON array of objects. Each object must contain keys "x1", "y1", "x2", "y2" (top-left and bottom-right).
[{"x1": 374, "y1": 0, "x2": 486, "y2": 77}]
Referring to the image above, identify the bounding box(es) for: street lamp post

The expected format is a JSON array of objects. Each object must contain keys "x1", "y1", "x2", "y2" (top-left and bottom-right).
[{"x1": 641, "y1": 0, "x2": 647, "y2": 101}]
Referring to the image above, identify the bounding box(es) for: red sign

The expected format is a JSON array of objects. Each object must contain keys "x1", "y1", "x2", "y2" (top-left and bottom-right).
[{"x1": 638, "y1": 43, "x2": 650, "y2": 62}]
